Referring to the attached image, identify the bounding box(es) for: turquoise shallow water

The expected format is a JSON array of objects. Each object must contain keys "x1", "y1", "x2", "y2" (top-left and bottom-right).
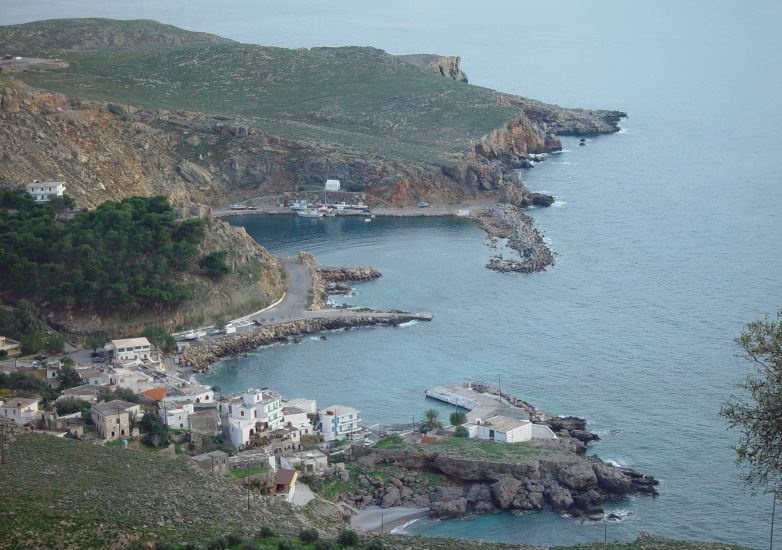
[{"x1": 5, "y1": 0, "x2": 782, "y2": 546}]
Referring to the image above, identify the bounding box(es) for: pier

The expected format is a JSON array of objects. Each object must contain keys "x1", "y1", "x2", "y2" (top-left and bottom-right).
[{"x1": 425, "y1": 383, "x2": 529, "y2": 422}]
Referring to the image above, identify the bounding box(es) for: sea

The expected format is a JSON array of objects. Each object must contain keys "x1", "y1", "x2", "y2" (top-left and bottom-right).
[{"x1": 3, "y1": 0, "x2": 781, "y2": 546}]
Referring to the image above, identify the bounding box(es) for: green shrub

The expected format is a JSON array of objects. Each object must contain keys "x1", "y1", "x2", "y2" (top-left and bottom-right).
[
  {"x1": 366, "y1": 539, "x2": 384, "y2": 550},
  {"x1": 258, "y1": 526, "x2": 275, "y2": 538},
  {"x1": 449, "y1": 411, "x2": 467, "y2": 426},
  {"x1": 336, "y1": 529, "x2": 359, "y2": 547},
  {"x1": 276, "y1": 540, "x2": 293, "y2": 550},
  {"x1": 225, "y1": 532, "x2": 244, "y2": 546},
  {"x1": 207, "y1": 536, "x2": 227, "y2": 550},
  {"x1": 299, "y1": 528, "x2": 319, "y2": 542},
  {"x1": 313, "y1": 541, "x2": 336, "y2": 550},
  {"x1": 199, "y1": 251, "x2": 231, "y2": 277},
  {"x1": 154, "y1": 542, "x2": 173, "y2": 550},
  {"x1": 454, "y1": 426, "x2": 469, "y2": 438}
]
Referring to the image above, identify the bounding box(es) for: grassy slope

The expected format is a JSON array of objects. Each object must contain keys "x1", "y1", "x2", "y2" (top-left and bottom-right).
[
  {"x1": 374, "y1": 434, "x2": 551, "y2": 462},
  {"x1": 0, "y1": 20, "x2": 519, "y2": 164},
  {"x1": 0, "y1": 433, "x2": 322, "y2": 549}
]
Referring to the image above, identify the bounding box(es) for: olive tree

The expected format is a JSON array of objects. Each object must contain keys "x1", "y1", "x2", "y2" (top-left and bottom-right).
[{"x1": 720, "y1": 309, "x2": 782, "y2": 494}]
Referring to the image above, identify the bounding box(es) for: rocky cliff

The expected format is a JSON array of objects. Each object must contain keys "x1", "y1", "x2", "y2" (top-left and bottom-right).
[{"x1": 397, "y1": 54, "x2": 469, "y2": 82}]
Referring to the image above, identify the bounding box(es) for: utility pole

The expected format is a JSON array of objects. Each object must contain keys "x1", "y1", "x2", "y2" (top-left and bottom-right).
[
  {"x1": 246, "y1": 461, "x2": 251, "y2": 510},
  {"x1": 498, "y1": 374, "x2": 502, "y2": 401},
  {"x1": 604, "y1": 520, "x2": 607, "y2": 543},
  {"x1": 771, "y1": 490, "x2": 777, "y2": 550},
  {"x1": 412, "y1": 416, "x2": 415, "y2": 433},
  {"x1": 0, "y1": 421, "x2": 6, "y2": 465}
]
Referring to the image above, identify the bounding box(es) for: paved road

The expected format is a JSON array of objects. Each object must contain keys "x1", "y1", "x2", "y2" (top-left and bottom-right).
[{"x1": 248, "y1": 259, "x2": 311, "y2": 325}]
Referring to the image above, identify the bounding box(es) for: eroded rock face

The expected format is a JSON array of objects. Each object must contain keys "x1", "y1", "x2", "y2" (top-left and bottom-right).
[
  {"x1": 557, "y1": 461, "x2": 598, "y2": 491},
  {"x1": 492, "y1": 476, "x2": 523, "y2": 509}
]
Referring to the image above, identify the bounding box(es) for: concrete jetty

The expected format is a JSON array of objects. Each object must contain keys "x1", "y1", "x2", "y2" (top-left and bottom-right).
[
  {"x1": 425, "y1": 383, "x2": 557, "y2": 439},
  {"x1": 425, "y1": 384, "x2": 529, "y2": 422}
]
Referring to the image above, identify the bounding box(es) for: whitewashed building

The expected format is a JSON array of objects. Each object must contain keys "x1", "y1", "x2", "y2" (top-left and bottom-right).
[
  {"x1": 108, "y1": 338, "x2": 152, "y2": 362},
  {"x1": 318, "y1": 404, "x2": 361, "y2": 442},
  {"x1": 160, "y1": 400, "x2": 195, "y2": 430},
  {"x1": 161, "y1": 384, "x2": 214, "y2": 405},
  {"x1": 219, "y1": 388, "x2": 283, "y2": 449},
  {"x1": 26, "y1": 181, "x2": 66, "y2": 202},
  {"x1": 1, "y1": 397, "x2": 40, "y2": 426},
  {"x1": 469, "y1": 415, "x2": 532, "y2": 443}
]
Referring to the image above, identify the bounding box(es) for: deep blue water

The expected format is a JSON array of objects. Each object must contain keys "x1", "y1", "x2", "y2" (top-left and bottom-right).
[{"x1": 4, "y1": 0, "x2": 781, "y2": 546}]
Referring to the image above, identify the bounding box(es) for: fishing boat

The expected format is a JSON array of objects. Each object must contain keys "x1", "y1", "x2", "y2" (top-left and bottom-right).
[
  {"x1": 229, "y1": 203, "x2": 247, "y2": 210},
  {"x1": 457, "y1": 209, "x2": 470, "y2": 217},
  {"x1": 418, "y1": 200, "x2": 430, "y2": 208},
  {"x1": 289, "y1": 200, "x2": 309, "y2": 211},
  {"x1": 298, "y1": 208, "x2": 325, "y2": 218}
]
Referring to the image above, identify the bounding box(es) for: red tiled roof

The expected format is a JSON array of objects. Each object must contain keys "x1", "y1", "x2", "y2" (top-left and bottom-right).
[{"x1": 142, "y1": 387, "x2": 167, "y2": 402}]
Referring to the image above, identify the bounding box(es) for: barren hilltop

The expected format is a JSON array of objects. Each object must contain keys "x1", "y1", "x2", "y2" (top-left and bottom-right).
[{"x1": 0, "y1": 18, "x2": 623, "y2": 209}]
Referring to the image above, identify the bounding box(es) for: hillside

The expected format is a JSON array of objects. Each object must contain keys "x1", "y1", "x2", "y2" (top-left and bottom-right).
[
  {"x1": 0, "y1": 18, "x2": 624, "y2": 207},
  {"x1": 0, "y1": 433, "x2": 752, "y2": 550}
]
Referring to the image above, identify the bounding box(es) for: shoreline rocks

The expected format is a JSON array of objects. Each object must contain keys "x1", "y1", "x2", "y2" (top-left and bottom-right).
[{"x1": 479, "y1": 203, "x2": 555, "y2": 273}]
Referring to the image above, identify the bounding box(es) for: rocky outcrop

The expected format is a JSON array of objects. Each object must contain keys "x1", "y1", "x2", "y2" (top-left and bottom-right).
[
  {"x1": 348, "y1": 441, "x2": 658, "y2": 520},
  {"x1": 480, "y1": 203, "x2": 555, "y2": 273},
  {"x1": 317, "y1": 267, "x2": 382, "y2": 283},
  {"x1": 397, "y1": 54, "x2": 469, "y2": 83}
]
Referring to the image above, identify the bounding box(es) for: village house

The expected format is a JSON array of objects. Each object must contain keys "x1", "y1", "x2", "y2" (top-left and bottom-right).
[
  {"x1": 108, "y1": 367, "x2": 154, "y2": 394},
  {"x1": 469, "y1": 415, "x2": 532, "y2": 443},
  {"x1": 190, "y1": 450, "x2": 229, "y2": 476},
  {"x1": 282, "y1": 405, "x2": 314, "y2": 434},
  {"x1": 91, "y1": 399, "x2": 142, "y2": 441},
  {"x1": 282, "y1": 450, "x2": 329, "y2": 475},
  {"x1": 108, "y1": 337, "x2": 152, "y2": 361},
  {"x1": 25, "y1": 181, "x2": 66, "y2": 202},
  {"x1": 162, "y1": 383, "x2": 214, "y2": 405},
  {"x1": 318, "y1": 404, "x2": 361, "y2": 442},
  {"x1": 218, "y1": 388, "x2": 283, "y2": 449},
  {"x1": 160, "y1": 400, "x2": 194, "y2": 430},
  {"x1": 188, "y1": 407, "x2": 221, "y2": 437},
  {"x1": 56, "y1": 384, "x2": 103, "y2": 404},
  {"x1": 45, "y1": 364, "x2": 62, "y2": 389},
  {"x1": 0, "y1": 336, "x2": 21, "y2": 358},
  {"x1": 273, "y1": 468, "x2": 298, "y2": 502},
  {"x1": 78, "y1": 367, "x2": 112, "y2": 386},
  {"x1": 0, "y1": 397, "x2": 40, "y2": 426}
]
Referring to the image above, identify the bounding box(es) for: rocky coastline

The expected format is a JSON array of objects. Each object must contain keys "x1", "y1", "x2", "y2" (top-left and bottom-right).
[
  {"x1": 336, "y1": 437, "x2": 658, "y2": 523},
  {"x1": 479, "y1": 203, "x2": 555, "y2": 273}
]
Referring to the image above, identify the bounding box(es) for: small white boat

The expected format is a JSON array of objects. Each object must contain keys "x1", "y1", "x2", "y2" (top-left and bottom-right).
[
  {"x1": 229, "y1": 203, "x2": 247, "y2": 210},
  {"x1": 364, "y1": 217, "x2": 372, "y2": 222},
  {"x1": 298, "y1": 208, "x2": 325, "y2": 218},
  {"x1": 290, "y1": 200, "x2": 309, "y2": 211},
  {"x1": 457, "y1": 209, "x2": 470, "y2": 217}
]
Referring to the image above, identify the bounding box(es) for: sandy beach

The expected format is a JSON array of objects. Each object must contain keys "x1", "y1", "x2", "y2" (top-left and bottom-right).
[{"x1": 350, "y1": 505, "x2": 429, "y2": 533}]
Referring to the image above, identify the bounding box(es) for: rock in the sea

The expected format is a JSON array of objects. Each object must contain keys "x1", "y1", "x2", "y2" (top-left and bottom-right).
[
  {"x1": 549, "y1": 486, "x2": 574, "y2": 511},
  {"x1": 592, "y1": 462, "x2": 632, "y2": 494},
  {"x1": 430, "y1": 497, "x2": 467, "y2": 518},
  {"x1": 466, "y1": 483, "x2": 492, "y2": 504}
]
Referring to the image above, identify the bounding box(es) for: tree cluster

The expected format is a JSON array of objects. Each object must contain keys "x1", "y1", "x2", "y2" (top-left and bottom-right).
[{"x1": 0, "y1": 190, "x2": 207, "y2": 312}]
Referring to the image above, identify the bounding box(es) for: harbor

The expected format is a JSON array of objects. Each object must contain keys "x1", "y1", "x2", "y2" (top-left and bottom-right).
[{"x1": 425, "y1": 382, "x2": 530, "y2": 422}]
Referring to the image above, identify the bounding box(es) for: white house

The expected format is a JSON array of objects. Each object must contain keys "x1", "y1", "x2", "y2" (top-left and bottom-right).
[
  {"x1": 25, "y1": 181, "x2": 66, "y2": 202},
  {"x1": 91, "y1": 399, "x2": 142, "y2": 441},
  {"x1": 282, "y1": 406, "x2": 311, "y2": 430},
  {"x1": 160, "y1": 400, "x2": 195, "y2": 430},
  {"x1": 56, "y1": 384, "x2": 103, "y2": 404},
  {"x1": 109, "y1": 367, "x2": 154, "y2": 394},
  {"x1": 218, "y1": 388, "x2": 284, "y2": 449},
  {"x1": 318, "y1": 404, "x2": 361, "y2": 442},
  {"x1": 469, "y1": 415, "x2": 532, "y2": 443},
  {"x1": 284, "y1": 398, "x2": 317, "y2": 414},
  {"x1": 161, "y1": 383, "x2": 214, "y2": 405},
  {"x1": 78, "y1": 367, "x2": 111, "y2": 386},
  {"x1": 1, "y1": 397, "x2": 40, "y2": 426},
  {"x1": 108, "y1": 337, "x2": 152, "y2": 362}
]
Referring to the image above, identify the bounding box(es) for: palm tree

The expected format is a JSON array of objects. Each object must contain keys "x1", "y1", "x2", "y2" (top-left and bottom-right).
[{"x1": 422, "y1": 409, "x2": 442, "y2": 433}]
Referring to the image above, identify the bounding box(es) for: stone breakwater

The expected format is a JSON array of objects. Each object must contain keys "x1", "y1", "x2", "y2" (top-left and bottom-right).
[
  {"x1": 349, "y1": 441, "x2": 658, "y2": 520},
  {"x1": 182, "y1": 312, "x2": 430, "y2": 371},
  {"x1": 317, "y1": 267, "x2": 382, "y2": 283},
  {"x1": 479, "y1": 203, "x2": 555, "y2": 273}
]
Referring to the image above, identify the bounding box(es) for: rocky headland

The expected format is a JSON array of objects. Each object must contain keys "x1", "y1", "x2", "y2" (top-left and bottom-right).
[{"x1": 337, "y1": 435, "x2": 658, "y2": 522}]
